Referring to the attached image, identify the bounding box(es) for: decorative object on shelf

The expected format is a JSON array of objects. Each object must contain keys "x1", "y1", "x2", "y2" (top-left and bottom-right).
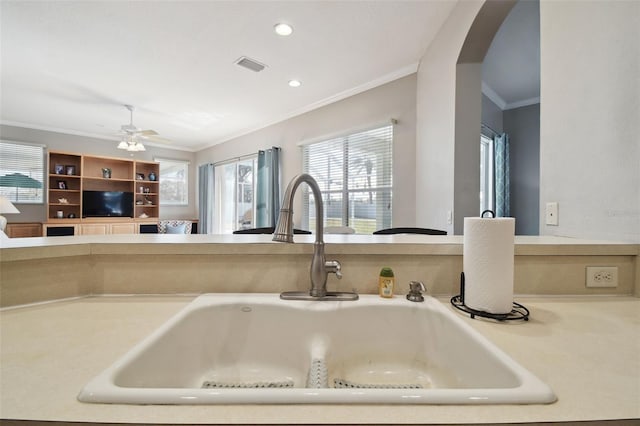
[
  {"x1": 139, "y1": 212, "x2": 149, "y2": 218},
  {"x1": 136, "y1": 199, "x2": 143, "y2": 205},
  {"x1": 57, "y1": 180, "x2": 67, "y2": 190},
  {"x1": 0, "y1": 196, "x2": 20, "y2": 232},
  {"x1": 68, "y1": 213, "x2": 76, "y2": 218},
  {"x1": 148, "y1": 171, "x2": 156, "y2": 181},
  {"x1": 143, "y1": 187, "x2": 150, "y2": 194},
  {"x1": 145, "y1": 196, "x2": 153, "y2": 205},
  {"x1": 102, "y1": 168, "x2": 112, "y2": 179},
  {"x1": 136, "y1": 173, "x2": 145, "y2": 180},
  {"x1": 54, "y1": 164, "x2": 64, "y2": 174},
  {"x1": 139, "y1": 186, "x2": 145, "y2": 193},
  {"x1": 56, "y1": 210, "x2": 64, "y2": 218},
  {"x1": 57, "y1": 198, "x2": 68, "y2": 204},
  {"x1": 66, "y1": 165, "x2": 76, "y2": 176}
]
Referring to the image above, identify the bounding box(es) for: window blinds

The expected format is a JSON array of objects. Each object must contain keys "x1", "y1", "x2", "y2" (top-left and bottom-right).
[
  {"x1": 0, "y1": 141, "x2": 45, "y2": 203},
  {"x1": 302, "y1": 124, "x2": 393, "y2": 233}
]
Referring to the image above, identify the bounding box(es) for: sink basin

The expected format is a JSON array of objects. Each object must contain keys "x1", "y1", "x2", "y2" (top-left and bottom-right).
[{"x1": 78, "y1": 293, "x2": 556, "y2": 404}]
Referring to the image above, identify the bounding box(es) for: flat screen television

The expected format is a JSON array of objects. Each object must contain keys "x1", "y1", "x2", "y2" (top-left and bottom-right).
[{"x1": 82, "y1": 191, "x2": 134, "y2": 218}]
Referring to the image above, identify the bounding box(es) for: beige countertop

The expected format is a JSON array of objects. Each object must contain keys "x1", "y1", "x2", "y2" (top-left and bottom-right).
[
  {"x1": 1, "y1": 295, "x2": 638, "y2": 425},
  {"x1": 2, "y1": 233, "x2": 638, "y2": 262}
]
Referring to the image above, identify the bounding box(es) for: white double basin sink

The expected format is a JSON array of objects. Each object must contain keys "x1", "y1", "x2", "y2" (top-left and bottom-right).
[{"x1": 78, "y1": 293, "x2": 556, "y2": 405}]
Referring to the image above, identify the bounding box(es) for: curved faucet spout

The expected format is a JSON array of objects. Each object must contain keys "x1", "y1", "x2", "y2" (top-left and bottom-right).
[
  {"x1": 273, "y1": 174, "x2": 324, "y2": 243},
  {"x1": 273, "y1": 174, "x2": 355, "y2": 301}
]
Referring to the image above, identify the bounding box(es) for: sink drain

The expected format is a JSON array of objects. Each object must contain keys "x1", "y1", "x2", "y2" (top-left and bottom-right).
[
  {"x1": 333, "y1": 378, "x2": 422, "y2": 389},
  {"x1": 202, "y1": 380, "x2": 294, "y2": 388}
]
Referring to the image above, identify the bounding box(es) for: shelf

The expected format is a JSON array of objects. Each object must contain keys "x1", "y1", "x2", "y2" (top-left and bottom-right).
[
  {"x1": 49, "y1": 189, "x2": 80, "y2": 193},
  {"x1": 50, "y1": 203, "x2": 80, "y2": 207},
  {"x1": 83, "y1": 176, "x2": 133, "y2": 182},
  {"x1": 49, "y1": 174, "x2": 81, "y2": 179}
]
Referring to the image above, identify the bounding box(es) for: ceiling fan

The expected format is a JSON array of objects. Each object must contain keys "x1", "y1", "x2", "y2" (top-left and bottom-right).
[{"x1": 117, "y1": 105, "x2": 169, "y2": 152}]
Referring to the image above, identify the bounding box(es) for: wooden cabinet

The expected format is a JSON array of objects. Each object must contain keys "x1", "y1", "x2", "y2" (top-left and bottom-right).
[
  {"x1": 109, "y1": 222, "x2": 136, "y2": 234},
  {"x1": 5, "y1": 223, "x2": 42, "y2": 238},
  {"x1": 79, "y1": 222, "x2": 137, "y2": 235},
  {"x1": 45, "y1": 151, "x2": 160, "y2": 235},
  {"x1": 79, "y1": 223, "x2": 108, "y2": 235}
]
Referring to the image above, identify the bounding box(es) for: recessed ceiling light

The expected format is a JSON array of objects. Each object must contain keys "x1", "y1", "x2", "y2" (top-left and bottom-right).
[
  {"x1": 288, "y1": 80, "x2": 301, "y2": 88},
  {"x1": 274, "y1": 23, "x2": 293, "y2": 36}
]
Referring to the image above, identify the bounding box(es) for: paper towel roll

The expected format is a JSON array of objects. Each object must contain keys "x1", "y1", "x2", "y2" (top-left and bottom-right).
[{"x1": 463, "y1": 217, "x2": 515, "y2": 314}]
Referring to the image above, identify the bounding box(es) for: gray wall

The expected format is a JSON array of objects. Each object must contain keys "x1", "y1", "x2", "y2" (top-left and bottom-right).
[
  {"x1": 504, "y1": 103, "x2": 540, "y2": 235},
  {"x1": 481, "y1": 94, "x2": 504, "y2": 133},
  {"x1": 482, "y1": 94, "x2": 540, "y2": 236},
  {"x1": 0, "y1": 124, "x2": 197, "y2": 223},
  {"x1": 197, "y1": 74, "x2": 418, "y2": 230}
]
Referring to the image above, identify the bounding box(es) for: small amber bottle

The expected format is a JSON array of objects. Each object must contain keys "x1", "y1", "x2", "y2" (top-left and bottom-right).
[{"x1": 378, "y1": 267, "x2": 395, "y2": 298}]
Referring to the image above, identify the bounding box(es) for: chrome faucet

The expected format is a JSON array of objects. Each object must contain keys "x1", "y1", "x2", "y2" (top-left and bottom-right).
[{"x1": 273, "y1": 174, "x2": 358, "y2": 301}]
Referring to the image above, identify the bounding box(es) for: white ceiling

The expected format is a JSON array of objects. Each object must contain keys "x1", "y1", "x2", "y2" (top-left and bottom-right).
[
  {"x1": 1, "y1": 1, "x2": 456, "y2": 152},
  {"x1": 482, "y1": 0, "x2": 540, "y2": 110}
]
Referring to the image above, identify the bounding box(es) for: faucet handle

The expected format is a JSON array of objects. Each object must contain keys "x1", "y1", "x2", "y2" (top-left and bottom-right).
[
  {"x1": 406, "y1": 281, "x2": 426, "y2": 302},
  {"x1": 325, "y1": 260, "x2": 342, "y2": 279}
]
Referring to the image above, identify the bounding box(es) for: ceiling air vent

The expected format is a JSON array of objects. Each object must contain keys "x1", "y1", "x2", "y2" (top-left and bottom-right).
[{"x1": 235, "y1": 56, "x2": 266, "y2": 72}]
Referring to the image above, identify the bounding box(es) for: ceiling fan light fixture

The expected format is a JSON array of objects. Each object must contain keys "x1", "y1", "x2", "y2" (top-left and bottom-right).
[
  {"x1": 117, "y1": 140, "x2": 129, "y2": 150},
  {"x1": 133, "y1": 141, "x2": 146, "y2": 152}
]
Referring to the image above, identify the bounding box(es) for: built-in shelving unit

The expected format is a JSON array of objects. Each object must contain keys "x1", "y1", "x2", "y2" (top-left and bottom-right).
[
  {"x1": 45, "y1": 151, "x2": 160, "y2": 235},
  {"x1": 134, "y1": 160, "x2": 160, "y2": 220}
]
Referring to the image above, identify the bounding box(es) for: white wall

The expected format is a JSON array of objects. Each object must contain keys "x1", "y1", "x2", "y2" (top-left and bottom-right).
[
  {"x1": 197, "y1": 74, "x2": 417, "y2": 230},
  {"x1": 416, "y1": 1, "x2": 484, "y2": 235},
  {"x1": 417, "y1": 0, "x2": 638, "y2": 242},
  {"x1": 540, "y1": 0, "x2": 640, "y2": 242},
  {"x1": 0, "y1": 124, "x2": 197, "y2": 222}
]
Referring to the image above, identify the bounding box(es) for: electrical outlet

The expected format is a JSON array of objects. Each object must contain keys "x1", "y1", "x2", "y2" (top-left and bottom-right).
[{"x1": 586, "y1": 266, "x2": 618, "y2": 288}]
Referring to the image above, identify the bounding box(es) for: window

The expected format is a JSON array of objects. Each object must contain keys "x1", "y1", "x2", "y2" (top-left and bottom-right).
[
  {"x1": 214, "y1": 157, "x2": 257, "y2": 233},
  {"x1": 302, "y1": 124, "x2": 393, "y2": 234},
  {"x1": 0, "y1": 141, "x2": 44, "y2": 204},
  {"x1": 480, "y1": 134, "x2": 494, "y2": 214},
  {"x1": 156, "y1": 158, "x2": 189, "y2": 206}
]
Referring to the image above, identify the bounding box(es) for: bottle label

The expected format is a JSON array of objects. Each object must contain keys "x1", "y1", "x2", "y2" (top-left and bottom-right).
[{"x1": 380, "y1": 278, "x2": 394, "y2": 297}]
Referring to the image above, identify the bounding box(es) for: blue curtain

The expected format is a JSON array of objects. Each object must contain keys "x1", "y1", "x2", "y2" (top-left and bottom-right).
[
  {"x1": 198, "y1": 163, "x2": 215, "y2": 234},
  {"x1": 256, "y1": 147, "x2": 281, "y2": 227},
  {"x1": 494, "y1": 133, "x2": 510, "y2": 217}
]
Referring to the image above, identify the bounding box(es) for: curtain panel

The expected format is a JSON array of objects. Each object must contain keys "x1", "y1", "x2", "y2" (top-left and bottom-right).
[
  {"x1": 494, "y1": 133, "x2": 510, "y2": 217},
  {"x1": 256, "y1": 147, "x2": 281, "y2": 228},
  {"x1": 198, "y1": 163, "x2": 215, "y2": 234}
]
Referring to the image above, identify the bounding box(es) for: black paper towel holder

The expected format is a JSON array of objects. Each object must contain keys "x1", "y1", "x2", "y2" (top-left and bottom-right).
[{"x1": 450, "y1": 272, "x2": 529, "y2": 322}]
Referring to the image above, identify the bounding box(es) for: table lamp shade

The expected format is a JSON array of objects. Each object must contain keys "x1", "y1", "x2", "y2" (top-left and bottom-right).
[{"x1": 0, "y1": 196, "x2": 20, "y2": 232}]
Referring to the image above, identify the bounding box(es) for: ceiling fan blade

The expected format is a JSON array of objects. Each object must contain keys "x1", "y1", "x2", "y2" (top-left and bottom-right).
[
  {"x1": 138, "y1": 129, "x2": 158, "y2": 136},
  {"x1": 140, "y1": 134, "x2": 172, "y2": 144}
]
